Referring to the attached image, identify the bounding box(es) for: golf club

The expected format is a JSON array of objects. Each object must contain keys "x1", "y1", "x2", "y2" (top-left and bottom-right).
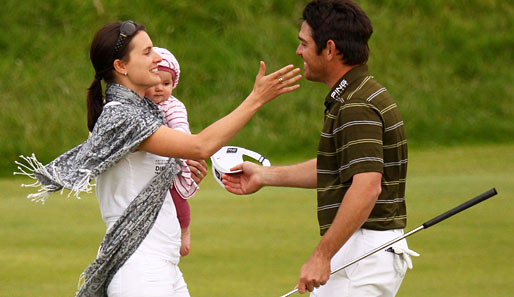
[{"x1": 280, "y1": 188, "x2": 498, "y2": 297}]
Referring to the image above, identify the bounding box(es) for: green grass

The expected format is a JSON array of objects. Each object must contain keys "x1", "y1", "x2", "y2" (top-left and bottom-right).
[
  {"x1": 1, "y1": 0, "x2": 513, "y2": 175},
  {"x1": 1, "y1": 144, "x2": 513, "y2": 297}
]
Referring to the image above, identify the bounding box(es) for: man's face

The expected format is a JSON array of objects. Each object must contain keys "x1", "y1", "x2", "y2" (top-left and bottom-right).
[{"x1": 296, "y1": 21, "x2": 326, "y2": 82}]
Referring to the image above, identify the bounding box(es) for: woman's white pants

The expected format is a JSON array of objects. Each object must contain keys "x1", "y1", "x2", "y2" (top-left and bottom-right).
[{"x1": 107, "y1": 251, "x2": 190, "y2": 297}]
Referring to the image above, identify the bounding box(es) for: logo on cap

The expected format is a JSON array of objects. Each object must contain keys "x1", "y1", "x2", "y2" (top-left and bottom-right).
[{"x1": 210, "y1": 146, "x2": 271, "y2": 189}]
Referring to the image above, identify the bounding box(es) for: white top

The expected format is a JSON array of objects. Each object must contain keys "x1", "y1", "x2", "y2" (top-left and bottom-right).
[{"x1": 96, "y1": 150, "x2": 181, "y2": 264}]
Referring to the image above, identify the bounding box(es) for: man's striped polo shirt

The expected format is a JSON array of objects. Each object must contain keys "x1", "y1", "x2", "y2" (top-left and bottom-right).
[{"x1": 317, "y1": 64, "x2": 407, "y2": 235}]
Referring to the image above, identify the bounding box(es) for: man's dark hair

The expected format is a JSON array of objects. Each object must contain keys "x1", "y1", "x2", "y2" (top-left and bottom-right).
[{"x1": 302, "y1": 0, "x2": 373, "y2": 65}]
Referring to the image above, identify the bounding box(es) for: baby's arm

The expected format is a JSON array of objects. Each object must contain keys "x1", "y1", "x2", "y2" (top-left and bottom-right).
[{"x1": 162, "y1": 97, "x2": 191, "y2": 134}]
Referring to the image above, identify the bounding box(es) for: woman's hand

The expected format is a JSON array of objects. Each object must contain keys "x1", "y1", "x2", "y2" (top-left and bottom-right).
[
  {"x1": 186, "y1": 159, "x2": 208, "y2": 184},
  {"x1": 139, "y1": 62, "x2": 301, "y2": 160},
  {"x1": 250, "y1": 61, "x2": 301, "y2": 105}
]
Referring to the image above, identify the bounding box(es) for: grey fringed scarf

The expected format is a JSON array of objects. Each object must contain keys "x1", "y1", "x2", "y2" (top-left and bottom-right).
[{"x1": 15, "y1": 84, "x2": 180, "y2": 297}]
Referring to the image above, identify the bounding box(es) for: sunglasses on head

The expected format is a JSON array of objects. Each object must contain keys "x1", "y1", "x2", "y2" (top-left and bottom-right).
[{"x1": 112, "y1": 20, "x2": 138, "y2": 58}]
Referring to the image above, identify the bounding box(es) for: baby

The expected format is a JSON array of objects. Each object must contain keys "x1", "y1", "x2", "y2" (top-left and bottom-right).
[{"x1": 145, "y1": 47, "x2": 203, "y2": 256}]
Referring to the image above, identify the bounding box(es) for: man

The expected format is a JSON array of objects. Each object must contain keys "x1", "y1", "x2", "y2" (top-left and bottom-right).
[{"x1": 222, "y1": 0, "x2": 416, "y2": 296}]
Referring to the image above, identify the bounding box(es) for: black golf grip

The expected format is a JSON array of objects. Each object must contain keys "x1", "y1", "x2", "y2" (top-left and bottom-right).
[{"x1": 422, "y1": 188, "x2": 497, "y2": 229}]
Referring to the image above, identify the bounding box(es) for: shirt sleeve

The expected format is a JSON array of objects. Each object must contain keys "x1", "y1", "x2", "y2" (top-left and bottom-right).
[
  {"x1": 161, "y1": 97, "x2": 191, "y2": 134},
  {"x1": 334, "y1": 100, "x2": 384, "y2": 183}
]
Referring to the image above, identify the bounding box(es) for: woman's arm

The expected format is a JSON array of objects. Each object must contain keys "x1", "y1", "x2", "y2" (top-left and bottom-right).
[{"x1": 139, "y1": 62, "x2": 301, "y2": 159}]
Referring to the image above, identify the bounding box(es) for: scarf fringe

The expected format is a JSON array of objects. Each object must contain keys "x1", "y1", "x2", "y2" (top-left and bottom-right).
[
  {"x1": 14, "y1": 154, "x2": 95, "y2": 203},
  {"x1": 71, "y1": 169, "x2": 95, "y2": 199},
  {"x1": 76, "y1": 272, "x2": 86, "y2": 295},
  {"x1": 14, "y1": 153, "x2": 43, "y2": 179}
]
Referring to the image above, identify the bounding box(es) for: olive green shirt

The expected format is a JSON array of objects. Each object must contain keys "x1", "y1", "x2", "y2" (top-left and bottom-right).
[{"x1": 317, "y1": 65, "x2": 407, "y2": 235}]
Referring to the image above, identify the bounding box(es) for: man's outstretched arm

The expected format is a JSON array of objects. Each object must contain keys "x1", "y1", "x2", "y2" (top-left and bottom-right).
[{"x1": 222, "y1": 158, "x2": 317, "y2": 195}]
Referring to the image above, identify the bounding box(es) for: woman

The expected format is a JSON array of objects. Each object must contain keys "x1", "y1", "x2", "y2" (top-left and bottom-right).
[{"x1": 16, "y1": 21, "x2": 301, "y2": 297}]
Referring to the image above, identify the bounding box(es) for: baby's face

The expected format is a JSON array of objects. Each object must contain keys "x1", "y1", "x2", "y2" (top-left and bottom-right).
[{"x1": 145, "y1": 71, "x2": 173, "y2": 104}]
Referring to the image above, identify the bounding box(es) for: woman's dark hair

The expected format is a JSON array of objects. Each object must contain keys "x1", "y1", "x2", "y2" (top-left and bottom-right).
[
  {"x1": 87, "y1": 21, "x2": 145, "y2": 132},
  {"x1": 302, "y1": 0, "x2": 373, "y2": 65}
]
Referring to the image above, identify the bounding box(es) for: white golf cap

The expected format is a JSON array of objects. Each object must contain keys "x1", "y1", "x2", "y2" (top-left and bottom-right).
[{"x1": 210, "y1": 146, "x2": 271, "y2": 188}]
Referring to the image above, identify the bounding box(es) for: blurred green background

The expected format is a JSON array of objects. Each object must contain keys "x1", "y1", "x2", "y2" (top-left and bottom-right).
[
  {"x1": 1, "y1": 0, "x2": 513, "y2": 296},
  {"x1": 2, "y1": 145, "x2": 513, "y2": 297},
  {"x1": 1, "y1": 0, "x2": 512, "y2": 175}
]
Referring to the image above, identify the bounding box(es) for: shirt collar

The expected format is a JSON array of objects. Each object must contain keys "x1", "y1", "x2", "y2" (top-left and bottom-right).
[{"x1": 324, "y1": 64, "x2": 370, "y2": 109}]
